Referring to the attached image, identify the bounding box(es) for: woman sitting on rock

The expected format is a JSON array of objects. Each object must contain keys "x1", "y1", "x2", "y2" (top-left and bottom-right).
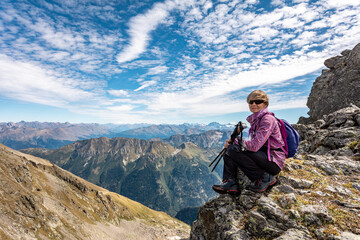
[{"x1": 212, "y1": 90, "x2": 286, "y2": 194}]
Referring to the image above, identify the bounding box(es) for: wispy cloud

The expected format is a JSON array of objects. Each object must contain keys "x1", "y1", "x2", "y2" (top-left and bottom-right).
[
  {"x1": 116, "y1": 0, "x2": 192, "y2": 63},
  {"x1": 135, "y1": 80, "x2": 158, "y2": 91},
  {"x1": 108, "y1": 89, "x2": 129, "y2": 97},
  {"x1": 0, "y1": 54, "x2": 96, "y2": 107}
]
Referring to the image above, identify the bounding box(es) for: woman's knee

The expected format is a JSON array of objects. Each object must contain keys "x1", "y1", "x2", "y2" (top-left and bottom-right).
[{"x1": 223, "y1": 154, "x2": 233, "y2": 164}]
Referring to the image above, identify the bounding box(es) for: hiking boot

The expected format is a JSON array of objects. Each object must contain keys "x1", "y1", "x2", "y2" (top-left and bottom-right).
[
  {"x1": 212, "y1": 179, "x2": 239, "y2": 195},
  {"x1": 249, "y1": 172, "x2": 277, "y2": 193}
]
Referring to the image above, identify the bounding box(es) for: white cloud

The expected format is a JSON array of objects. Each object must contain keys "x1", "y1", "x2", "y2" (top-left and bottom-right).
[
  {"x1": 107, "y1": 105, "x2": 134, "y2": 112},
  {"x1": 325, "y1": 0, "x2": 360, "y2": 8},
  {"x1": 49, "y1": 51, "x2": 71, "y2": 61},
  {"x1": 108, "y1": 89, "x2": 129, "y2": 97},
  {"x1": 0, "y1": 54, "x2": 95, "y2": 107},
  {"x1": 116, "y1": 0, "x2": 193, "y2": 64},
  {"x1": 278, "y1": 16, "x2": 303, "y2": 29},
  {"x1": 147, "y1": 65, "x2": 168, "y2": 75},
  {"x1": 271, "y1": 0, "x2": 285, "y2": 7},
  {"x1": 31, "y1": 19, "x2": 85, "y2": 50},
  {"x1": 292, "y1": 0, "x2": 309, "y2": 3},
  {"x1": 305, "y1": 19, "x2": 327, "y2": 29},
  {"x1": 143, "y1": 54, "x2": 325, "y2": 119},
  {"x1": 268, "y1": 97, "x2": 308, "y2": 110},
  {"x1": 134, "y1": 80, "x2": 157, "y2": 91},
  {"x1": 202, "y1": 1, "x2": 213, "y2": 14},
  {"x1": 290, "y1": 31, "x2": 317, "y2": 46},
  {"x1": 245, "y1": 0, "x2": 259, "y2": 5},
  {"x1": 246, "y1": 27, "x2": 279, "y2": 42}
]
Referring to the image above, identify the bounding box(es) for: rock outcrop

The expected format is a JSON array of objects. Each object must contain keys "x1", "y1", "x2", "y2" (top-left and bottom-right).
[
  {"x1": 299, "y1": 43, "x2": 360, "y2": 123},
  {"x1": 294, "y1": 104, "x2": 360, "y2": 161},
  {"x1": 191, "y1": 155, "x2": 360, "y2": 239}
]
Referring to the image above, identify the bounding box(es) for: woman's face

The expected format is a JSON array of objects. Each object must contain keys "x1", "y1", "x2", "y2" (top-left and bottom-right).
[{"x1": 248, "y1": 99, "x2": 266, "y2": 114}]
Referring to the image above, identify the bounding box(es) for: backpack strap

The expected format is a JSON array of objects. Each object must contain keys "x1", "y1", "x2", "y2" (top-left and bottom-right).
[
  {"x1": 276, "y1": 119, "x2": 289, "y2": 157},
  {"x1": 257, "y1": 113, "x2": 288, "y2": 159}
]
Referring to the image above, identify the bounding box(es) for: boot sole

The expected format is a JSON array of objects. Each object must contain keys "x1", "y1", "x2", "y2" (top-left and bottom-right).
[
  {"x1": 212, "y1": 186, "x2": 239, "y2": 195},
  {"x1": 257, "y1": 178, "x2": 277, "y2": 192},
  {"x1": 249, "y1": 177, "x2": 277, "y2": 193},
  {"x1": 212, "y1": 186, "x2": 227, "y2": 194}
]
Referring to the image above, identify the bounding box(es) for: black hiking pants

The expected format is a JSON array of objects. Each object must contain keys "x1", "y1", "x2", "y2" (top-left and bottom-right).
[{"x1": 223, "y1": 145, "x2": 281, "y2": 182}]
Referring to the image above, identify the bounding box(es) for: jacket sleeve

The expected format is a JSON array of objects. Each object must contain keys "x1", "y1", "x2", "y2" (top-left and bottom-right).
[{"x1": 244, "y1": 115, "x2": 277, "y2": 152}]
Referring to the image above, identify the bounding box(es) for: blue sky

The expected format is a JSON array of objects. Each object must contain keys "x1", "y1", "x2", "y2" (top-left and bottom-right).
[{"x1": 0, "y1": 0, "x2": 359, "y2": 124}]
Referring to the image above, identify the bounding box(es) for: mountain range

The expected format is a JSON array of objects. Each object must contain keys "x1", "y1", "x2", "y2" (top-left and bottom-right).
[
  {"x1": 21, "y1": 137, "x2": 223, "y2": 218},
  {"x1": 2, "y1": 120, "x2": 236, "y2": 224},
  {"x1": 0, "y1": 121, "x2": 234, "y2": 150}
]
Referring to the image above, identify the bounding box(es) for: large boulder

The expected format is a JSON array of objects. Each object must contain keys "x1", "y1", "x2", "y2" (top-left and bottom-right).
[
  {"x1": 299, "y1": 43, "x2": 360, "y2": 124},
  {"x1": 294, "y1": 104, "x2": 360, "y2": 160}
]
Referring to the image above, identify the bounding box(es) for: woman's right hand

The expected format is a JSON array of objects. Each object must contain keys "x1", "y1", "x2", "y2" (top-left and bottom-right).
[{"x1": 224, "y1": 139, "x2": 231, "y2": 148}]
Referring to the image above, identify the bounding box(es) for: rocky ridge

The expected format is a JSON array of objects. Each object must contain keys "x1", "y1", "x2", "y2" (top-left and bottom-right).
[
  {"x1": 0, "y1": 122, "x2": 113, "y2": 150},
  {"x1": 164, "y1": 130, "x2": 231, "y2": 149},
  {"x1": 0, "y1": 121, "x2": 233, "y2": 150},
  {"x1": 0, "y1": 143, "x2": 190, "y2": 239}
]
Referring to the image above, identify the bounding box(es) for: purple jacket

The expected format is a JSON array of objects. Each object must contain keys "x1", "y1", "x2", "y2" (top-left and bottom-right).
[{"x1": 243, "y1": 108, "x2": 286, "y2": 169}]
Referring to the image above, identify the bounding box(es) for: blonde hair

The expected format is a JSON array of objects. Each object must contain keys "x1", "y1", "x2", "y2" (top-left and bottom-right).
[{"x1": 247, "y1": 90, "x2": 269, "y2": 106}]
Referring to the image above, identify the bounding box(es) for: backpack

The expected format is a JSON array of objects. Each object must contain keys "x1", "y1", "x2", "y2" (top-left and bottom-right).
[
  {"x1": 277, "y1": 119, "x2": 300, "y2": 158},
  {"x1": 259, "y1": 113, "x2": 300, "y2": 158}
]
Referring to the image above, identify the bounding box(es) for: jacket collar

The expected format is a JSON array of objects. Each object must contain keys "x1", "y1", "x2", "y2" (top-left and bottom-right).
[{"x1": 246, "y1": 107, "x2": 270, "y2": 125}]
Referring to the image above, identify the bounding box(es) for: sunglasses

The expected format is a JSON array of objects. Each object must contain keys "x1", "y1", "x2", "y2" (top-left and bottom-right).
[{"x1": 249, "y1": 99, "x2": 265, "y2": 105}]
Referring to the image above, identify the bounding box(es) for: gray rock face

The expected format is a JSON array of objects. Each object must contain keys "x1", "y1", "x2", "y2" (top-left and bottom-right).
[
  {"x1": 300, "y1": 43, "x2": 360, "y2": 123},
  {"x1": 190, "y1": 194, "x2": 251, "y2": 240},
  {"x1": 294, "y1": 104, "x2": 360, "y2": 160},
  {"x1": 273, "y1": 229, "x2": 312, "y2": 240}
]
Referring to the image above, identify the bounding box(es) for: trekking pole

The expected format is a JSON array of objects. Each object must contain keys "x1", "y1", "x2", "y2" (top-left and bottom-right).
[
  {"x1": 209, "y1": 147, "x2": 226, "y2": 168},
  {"x1": 210, "y1": 148, "x2": 227, "y2": 172},
  {"x1": 208, "y1": 121, "x2": 247, "y2": 173},
  {"x1": 209, "y1": 147, "x2": 226, "y2": 172}
]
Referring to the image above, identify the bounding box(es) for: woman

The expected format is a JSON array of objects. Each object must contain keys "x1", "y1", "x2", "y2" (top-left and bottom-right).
[{"x1": 212, "y1": 90, "x2": 286, "y2": 194}]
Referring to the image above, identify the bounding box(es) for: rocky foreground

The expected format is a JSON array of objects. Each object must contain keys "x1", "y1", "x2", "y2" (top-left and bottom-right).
[
  {"x1": 190, "y1": 106, "x2": 360, "y2": 239},
  {"x1": 191, "y1": 155, "x2": 360, "y2": 239}
]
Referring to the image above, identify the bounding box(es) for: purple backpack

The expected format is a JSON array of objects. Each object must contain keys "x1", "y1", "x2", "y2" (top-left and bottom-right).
[
  {"x1": 260, "y1": 113, "x2": 300, "y2": 158},
  {"x1": 277, "y1": 119, "x2": 300, "y2": 158}
]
